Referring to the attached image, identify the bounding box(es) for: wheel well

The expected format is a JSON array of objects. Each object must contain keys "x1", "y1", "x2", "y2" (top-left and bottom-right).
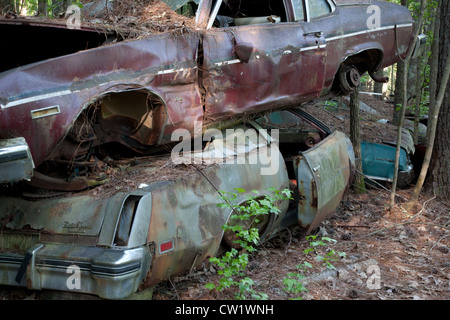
[
  {"x1": 220, "y1": 193, "x2": 287, "y2": 250},
  {"x1": 88, "y1": 89, "x2": 167, "y2": 148},
  {"x1": 34, "y1": 88, "x2": 168, "y2": 191},
  {"x1": 332, "y1": 49, "x2": 383, "y2": 94},
  {"x1": 342, "y1": 49, "x2": 384, "y2": 75}
]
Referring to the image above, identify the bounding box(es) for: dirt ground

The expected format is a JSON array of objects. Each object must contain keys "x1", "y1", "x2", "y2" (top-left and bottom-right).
[{"x1": 150, "y1": 95, "x2": 450, "y2": 301}]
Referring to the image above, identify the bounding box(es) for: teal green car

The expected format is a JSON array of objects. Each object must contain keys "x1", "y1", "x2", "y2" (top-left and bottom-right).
[{"x1": 361, "y1": 141, "x2": 414, "y2": 188}]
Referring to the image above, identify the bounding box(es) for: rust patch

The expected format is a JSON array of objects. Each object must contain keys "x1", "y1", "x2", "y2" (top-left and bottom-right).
[{"x1": 310, "y1": 179, "x2": 318, "y2": 208}]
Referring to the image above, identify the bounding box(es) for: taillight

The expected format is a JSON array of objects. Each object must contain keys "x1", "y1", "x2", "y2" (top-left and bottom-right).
[
  {"x1": 159, "y1": 239, "x2": 174, "y2": 254},
  {"x1": 114, "y1": 195, "x2": 142, "y2": 246}
]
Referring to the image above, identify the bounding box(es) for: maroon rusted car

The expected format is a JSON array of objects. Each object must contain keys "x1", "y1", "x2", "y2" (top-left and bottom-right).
[{"x1": 0, "y1": 0, "x2": 419, "y2": 188}]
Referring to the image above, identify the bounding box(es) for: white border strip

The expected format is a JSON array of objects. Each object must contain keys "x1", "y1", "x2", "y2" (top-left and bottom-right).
[
  {"x1": 214, "y1": 59, "x2": 241, "y2": 67},
  {"x1": 327, "y1": 23, "x2": 413, "y2": 42},
  {"x1": 157, "y1": 66, "x2": 197, "y2": 75},
  {"x1": 1, "y1": 90, "x2": 72, "y2": 109},
  {"x1": 300, "y1": 44, "x2": 327, "y2": 52},
  {"x1": 215, "y1": 44, "x2": 326, "y2": 64},
  {"x1": 3, "y1": 65, "x2": 198, "y2": 108}
]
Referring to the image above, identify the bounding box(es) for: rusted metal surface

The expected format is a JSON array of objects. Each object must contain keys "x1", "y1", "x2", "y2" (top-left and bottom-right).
[
  {"x1": 0, "y1": 108, "x2": 356, "y2": 298},
  {"x1": 294, "y1": 131, "x2": 354, "y2": 233},
  {"x1": 0, "y1": 124, "x2": 291, "y2": 298},
  {"x1": 142, "y1": 125, "x2": 290, "y2": 286},
  {"x1": 0, "y1": 0, "x2": 414, "y2": 187},
  {"x1": 0, "y1": 31, "x2": 202, "y2": 171}
]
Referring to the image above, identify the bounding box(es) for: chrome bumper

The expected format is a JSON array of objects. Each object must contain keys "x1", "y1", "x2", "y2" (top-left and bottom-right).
[
  {"x1": 0, "y1": 137, "x2": 34, "y2": 184},
  {"x1": 411, "y1": 33, "x2": 428, "y2": 59},
  {"x1": 0, "y1": 243, "x2": 151, "y2": 299}
]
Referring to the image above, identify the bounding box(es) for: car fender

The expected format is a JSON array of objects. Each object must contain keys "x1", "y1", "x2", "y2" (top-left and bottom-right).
[{"x1": 342, "y1": 42, "x2": 384, "y2": 72}]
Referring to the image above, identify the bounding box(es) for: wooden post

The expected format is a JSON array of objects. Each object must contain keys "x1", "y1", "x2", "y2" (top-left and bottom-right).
[{"x1": 349, "y1": 87, "x2": 366, "y2": 194}]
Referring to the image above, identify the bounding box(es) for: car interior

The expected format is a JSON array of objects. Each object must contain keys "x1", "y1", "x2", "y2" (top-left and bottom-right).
[{"x1": 212, "y1": 0, "x2": 288, "y2": 27}]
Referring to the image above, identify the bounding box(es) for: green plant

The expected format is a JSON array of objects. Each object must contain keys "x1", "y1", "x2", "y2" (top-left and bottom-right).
[
  {"x1": 282, "y1": 236, "x2": 346, "y2": 299},
  {"x1": 324, "y1": 100, "x2": 338, "y2": 111},
  {"x1": 206, "y1": 187, "x2": 292, "y2": 300},
  {"x1": 303, "y1": 235, "x2": 346, "y2": 270},
  {"x1": 283, "y1": 262, "x2": 312, "y2": 299}
]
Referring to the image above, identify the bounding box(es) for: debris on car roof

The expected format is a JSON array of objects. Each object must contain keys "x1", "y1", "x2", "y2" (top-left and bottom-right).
[
  {"x1": 81, "y1": 0, "x2": 198, "y2": 38},
  {"x1": 1, "y1": 0, "x2": 199, "y2": 40}
]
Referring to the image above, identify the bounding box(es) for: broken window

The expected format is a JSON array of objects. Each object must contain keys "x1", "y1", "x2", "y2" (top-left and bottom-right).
[
  {"x1": 212, "y1": 0, "x2": 287, "y2": 27},
  {"x1": 0, "y1": 20, "x2": 115, "y2": 73}
]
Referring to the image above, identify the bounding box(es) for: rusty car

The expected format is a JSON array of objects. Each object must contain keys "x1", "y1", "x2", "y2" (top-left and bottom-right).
[
  {"x1": 0, "y1": 108, "x2": 354, "y2": 299},
  {"x1": 0, "y1": 0, "x2": 419, "y2": 188},
  {"x1": 0, "y1": 0, "x2": 421, "y2": 299}
]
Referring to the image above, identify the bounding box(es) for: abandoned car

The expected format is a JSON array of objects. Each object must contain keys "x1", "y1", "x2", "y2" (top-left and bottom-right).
[
  {"x1": 0, "y1": 0, "x2": 421, "y2": 299},
  {"x1": 0, "y1": 0, "x2": 419, "y2": 187},
  {"x1": 361, "y1": 140, "x2": 415, "y2": 188},
  {"x1": 0, "y1": 109, "x2": 354, "y2": 299}
]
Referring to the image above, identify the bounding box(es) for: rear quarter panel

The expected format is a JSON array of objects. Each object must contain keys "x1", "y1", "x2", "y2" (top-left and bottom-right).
[
  {"x1": 321, "y1": 0, "x2": 414, "y2": 90},
  {"x1": 144, "y1": 144, "x2": 289, "y2": 286}
]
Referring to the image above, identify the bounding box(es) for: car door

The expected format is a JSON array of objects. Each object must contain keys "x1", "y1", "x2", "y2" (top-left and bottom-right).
[
  {"x1": 294, "y1": 130, "x2": 354, "y2": 233},
  {"x1": 201, "y1": 0, "x2": 327, "y2": 125}
]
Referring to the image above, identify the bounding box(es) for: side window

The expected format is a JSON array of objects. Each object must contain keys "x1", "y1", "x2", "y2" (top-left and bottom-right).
[
  {"x1": 308, "y1": 0, "x2": 331, "y2": 19},
  {"x1": 292, "y1": 0, "x2": 305, "y2": 22},
  {"x1": 211, "y1": 0, "x2": 288, "y2": 27}
]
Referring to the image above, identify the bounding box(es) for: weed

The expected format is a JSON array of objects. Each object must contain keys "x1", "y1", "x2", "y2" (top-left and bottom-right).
[
  {"x1": 282, "y1": 235, "x2": 346, "y2": 299},
  {"x1": 206, "y1": 187, "x2": 292, "y2": 300}
]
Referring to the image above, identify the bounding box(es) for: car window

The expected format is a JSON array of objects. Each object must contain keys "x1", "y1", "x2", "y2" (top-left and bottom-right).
[
  {"x1": 292, "y1": 0, "x2": 305, "y2": 22},
  {"x1": 211, "y1": 0, "x2": 287, "y2": 27},
  {"x1": 308, "y1": 0, "x2": 331, "y2": 19}
]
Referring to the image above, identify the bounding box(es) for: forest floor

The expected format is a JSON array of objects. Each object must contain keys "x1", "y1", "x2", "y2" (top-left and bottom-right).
[
  {"x1": 151, "y1": 94, "x2": 450, "y2": 301},
  {"x1": 153, "y1": 189, "x2": 450, "y2": 301}
]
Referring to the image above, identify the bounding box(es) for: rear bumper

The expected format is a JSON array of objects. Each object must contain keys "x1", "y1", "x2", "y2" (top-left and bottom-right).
[
  {"x1": 411, "y1": 34, "x2": 428, "y2": 59},
  {"x1": 0, "y1": 243, "x2": 151, "y2": 299},
  {"x1": 0, "y1": 137, "x2": 34, "y2": 184}
]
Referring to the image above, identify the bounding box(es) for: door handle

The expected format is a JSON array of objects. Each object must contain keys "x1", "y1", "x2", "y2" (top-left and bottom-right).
[{"x1": 304, "y1": 31, "x2": 323, "y2": 38}]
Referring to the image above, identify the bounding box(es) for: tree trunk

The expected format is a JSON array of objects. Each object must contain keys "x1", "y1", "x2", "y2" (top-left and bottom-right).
[
  {"x1": 427, "y1": 3, "x2": 440, "y2": 139},
  {"x1": 428, "y1": 0, "x2": 450, "y2": 199},
  {"x1": 405, "y1": 0, "x2": 450, "y2": 209},
  {"x1": 38, "y1": 0, "x2": 48, "y2": 16},
  {"x1": 413, "y1": 51, "x2": 423, "y2": 145},
  {"x1": 349, "y1": 87, "x2": 366, "y2": 194},
  {"x1": 390, "y1": 0, "x2": 426, "y2": 208},
  {"x1": 390, "y1": 59, "x2": 409, "y2": 207},
  {"x1": 392, "y1": 0, "x2": 408, "y2": 126},
  {"x1": 406, "y1": 50, "x2": 450, "y2": 208},
  {"x1": 392, "y1": 59, "x2": 405, "y2": 125}
]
